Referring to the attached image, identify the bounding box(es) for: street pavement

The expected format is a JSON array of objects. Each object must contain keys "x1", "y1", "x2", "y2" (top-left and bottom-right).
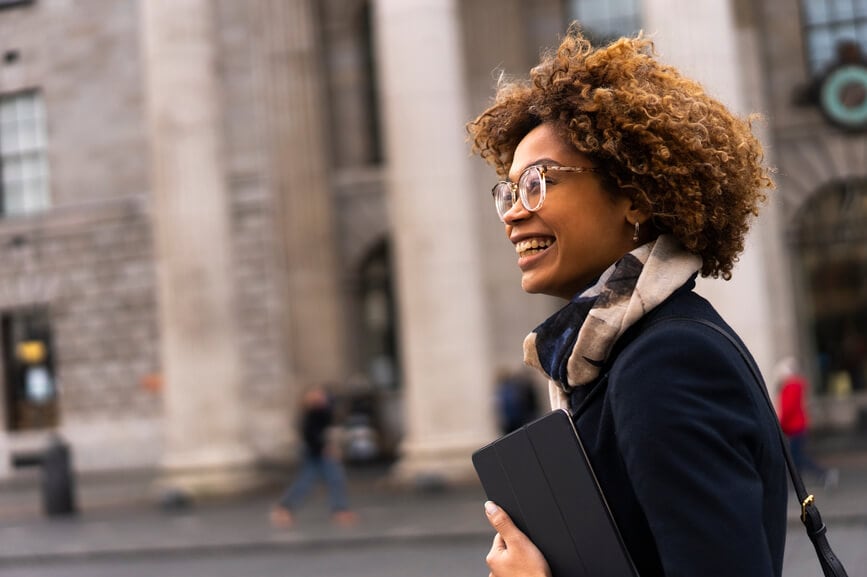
[{"x1": 1, "y1": 444, "x2": 866, "y2": 576}]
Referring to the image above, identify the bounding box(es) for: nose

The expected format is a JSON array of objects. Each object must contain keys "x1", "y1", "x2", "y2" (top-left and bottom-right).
[{"x1": 502, "y1": 196, "x2": 531, "y2": 224}]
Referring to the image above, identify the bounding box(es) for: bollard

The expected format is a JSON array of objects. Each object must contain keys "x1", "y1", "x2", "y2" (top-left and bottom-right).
[{"x1": 41, "y1": 436, "x2": 77, "y2": 516}]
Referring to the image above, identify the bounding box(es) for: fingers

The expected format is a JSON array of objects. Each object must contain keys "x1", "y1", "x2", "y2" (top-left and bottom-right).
[
  {"x1": 484, "y1": 501, "x2": 552, "y2": 577},
  {"x1": 485, "y1": 501, "x2": 520, "y2": 541},
  {"x1": 490, "y1": 531, "x2": 506, "y2": 553},
  {"x1": 487, "y1": 533, "x2": 505, "y2": 575},
  {"x1": 486, "y1": 502, "x2": 511, "y2": 573}
]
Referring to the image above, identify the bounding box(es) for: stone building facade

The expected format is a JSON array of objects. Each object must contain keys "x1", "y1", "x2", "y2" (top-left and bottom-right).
[{"x1": 0, "y1": 0, "x2": 863, "y2": 489}]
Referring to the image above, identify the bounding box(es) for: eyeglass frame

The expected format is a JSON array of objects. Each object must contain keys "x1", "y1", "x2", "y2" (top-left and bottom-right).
[{"x1": 491, "y1": 164, "x2": 599, "y2": 221}]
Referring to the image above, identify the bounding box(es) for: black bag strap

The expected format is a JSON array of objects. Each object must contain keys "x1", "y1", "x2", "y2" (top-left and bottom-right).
[{"x1": 663, "y1": 317, "x2": 850, "y2": 577}]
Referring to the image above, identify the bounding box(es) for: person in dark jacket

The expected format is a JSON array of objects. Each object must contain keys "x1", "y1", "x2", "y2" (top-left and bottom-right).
[
  {"x1": 466, "y1": 25, "x2": 786, "y2": 577},
  {"x1": 270, "y1": 385, "x2": 358, "y2": 528},
  {"x1": 495, "y1": 368, "x2": 540, "y2": 434}
]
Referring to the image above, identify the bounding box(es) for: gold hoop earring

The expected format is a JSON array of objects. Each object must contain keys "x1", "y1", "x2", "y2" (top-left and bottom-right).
[{"x1": 632, "y1": 220, "x2": 640, "y2": 243}]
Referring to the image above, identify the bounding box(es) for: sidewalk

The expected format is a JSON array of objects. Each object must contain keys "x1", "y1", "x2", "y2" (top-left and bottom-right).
[
  {"x1": 1, "y1": 448, "x2": 867, "y2": 564},
  {"x1": 0, "y1": 464, "x2": 491, "y2": 564}
]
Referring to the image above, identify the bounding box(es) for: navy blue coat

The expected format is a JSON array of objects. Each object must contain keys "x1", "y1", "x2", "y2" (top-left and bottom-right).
[{"x1": 568, "y1": 282, "x2": 787, "y2": 577}]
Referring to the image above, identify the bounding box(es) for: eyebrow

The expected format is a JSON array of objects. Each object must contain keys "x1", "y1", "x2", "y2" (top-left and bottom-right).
[{"x1": 509, "y1": 157, "x2": 562, "y2": 179}]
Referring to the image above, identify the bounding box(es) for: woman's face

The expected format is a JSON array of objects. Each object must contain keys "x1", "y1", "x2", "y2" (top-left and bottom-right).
[{"x1": 503, "y1": 123, "x2": 637, "y2": 299}]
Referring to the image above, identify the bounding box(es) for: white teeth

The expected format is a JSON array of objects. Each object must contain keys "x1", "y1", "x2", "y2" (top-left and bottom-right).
[{"x1": 515, "y1": 238, "x2": 553, "y2": 254}]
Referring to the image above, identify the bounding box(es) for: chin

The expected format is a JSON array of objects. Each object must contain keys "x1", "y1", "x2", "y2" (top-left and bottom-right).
[
  {"x1": 522, "y1": 277, "x2": 577, "y2": 300},
  {"x1": 521, "y1": 277, "x2": 553, "y2": 297},
  {"x1": 520, "y1": 277, "x2": 541, "y2": 295}
]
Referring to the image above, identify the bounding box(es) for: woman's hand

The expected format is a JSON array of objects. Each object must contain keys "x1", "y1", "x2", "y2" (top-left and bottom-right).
[{"x1": 484, "y1": 501, "x2": 552, "y2": 577}]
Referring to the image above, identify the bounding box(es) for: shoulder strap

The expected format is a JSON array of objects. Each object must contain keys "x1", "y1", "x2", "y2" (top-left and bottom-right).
[{"x1": 662, "y1": 317, "x2": 849, "y2": 577}]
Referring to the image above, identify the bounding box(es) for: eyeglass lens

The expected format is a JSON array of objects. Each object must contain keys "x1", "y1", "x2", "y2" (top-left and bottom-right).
[
  {"x1": 492, "y1": 166, "x2": 545, "y2": 220},
  {"x1": 519, "y1": 166, "x2": 544, "y2": 212}
]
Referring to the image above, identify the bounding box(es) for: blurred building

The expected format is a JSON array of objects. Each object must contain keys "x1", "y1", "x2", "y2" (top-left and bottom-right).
[{"x1": 0, "y1": 0, "x2": 864, "y2": 490}]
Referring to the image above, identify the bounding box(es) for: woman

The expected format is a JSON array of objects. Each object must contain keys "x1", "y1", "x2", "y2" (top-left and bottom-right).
[{"x1": 467, "y1": 26, "x2": 787, "y2": 577}]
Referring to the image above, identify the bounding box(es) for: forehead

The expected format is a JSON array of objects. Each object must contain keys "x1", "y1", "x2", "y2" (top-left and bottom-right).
[{"x1": 508, "y1": 124, "x2": 589, "y2": 180}]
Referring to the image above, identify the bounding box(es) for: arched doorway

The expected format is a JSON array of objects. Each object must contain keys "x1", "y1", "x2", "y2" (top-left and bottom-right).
[
  {"x1": 790, "y1": 180, "x2": 867, "y2": 428},
  {"x1": 359, "y1": 240, "x2": 398, "y2": 391},
  {"x1": 342, "y1": 239, "x2": 401, "y2": 460}
]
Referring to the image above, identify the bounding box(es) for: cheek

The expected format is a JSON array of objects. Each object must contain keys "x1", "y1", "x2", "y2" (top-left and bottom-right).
[
  {"x1": 552, "y1": 218, "x2": 591, "y2": 255},
  {"x1": 554, "y1": 219, "x2": 611, "y2": 269}
]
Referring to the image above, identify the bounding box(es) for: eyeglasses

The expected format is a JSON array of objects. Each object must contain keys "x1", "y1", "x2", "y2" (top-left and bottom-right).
[{"x1": 491, "y1": 164, "x2": 598, "y2": 221}]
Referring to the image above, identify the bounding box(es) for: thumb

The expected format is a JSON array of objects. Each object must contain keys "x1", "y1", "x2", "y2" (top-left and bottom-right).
[{"x1": 485, "y1": 501, "x2": 524, "y2": 541}]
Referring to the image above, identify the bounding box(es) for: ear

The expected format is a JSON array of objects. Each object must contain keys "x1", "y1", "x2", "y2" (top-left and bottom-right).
[
  {"x1": 624, "y1": 195, "x2": 652, "y2": 226},
  {"x1": 625, "y1": 204, "x2": 652, "y2": 226},
  {"x1": 613, "y1": 185, "x2": 652, "y2": 225},
  {"x1": 622, "y1": 196, "x2": 654, "y2": 244}
]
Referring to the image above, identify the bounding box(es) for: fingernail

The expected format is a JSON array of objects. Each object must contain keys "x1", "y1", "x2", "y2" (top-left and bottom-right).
[{"x1": 484, "y1": 501, "x2": 499, "y2": 516}]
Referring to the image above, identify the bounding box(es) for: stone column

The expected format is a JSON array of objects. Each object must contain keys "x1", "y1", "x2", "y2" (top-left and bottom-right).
[
  {"x1": 253, "y1": 0, "x2": 347, "y2": 386},
  {"x1": 641, "y1": 0, "x2": 789, "y2": 381},
  {"x1": 373, "y1": 0, "x2": 497, "y2": 483},
  {"x1": 140, "y1": 0, "x2": 257, "y2": 496}
]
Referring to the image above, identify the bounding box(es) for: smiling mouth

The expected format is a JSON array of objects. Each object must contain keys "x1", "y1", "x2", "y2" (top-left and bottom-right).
[{"x1": 515, "y1": 237, "x2": 554, "y2": 258}]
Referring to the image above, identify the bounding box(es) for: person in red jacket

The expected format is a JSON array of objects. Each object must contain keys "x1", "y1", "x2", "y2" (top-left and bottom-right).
[{"x1": 776, "y1": 357, "x2": 838, "y2": 488}]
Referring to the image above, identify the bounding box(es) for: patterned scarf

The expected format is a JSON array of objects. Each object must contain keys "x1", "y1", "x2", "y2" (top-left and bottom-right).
[{"x1": 522, "y1": 235, "x2": 702, "y2": 410}]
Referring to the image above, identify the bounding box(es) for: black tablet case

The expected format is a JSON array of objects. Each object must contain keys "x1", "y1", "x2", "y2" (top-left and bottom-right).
[{"x1": 472, "y1": 409, "x2": 640, "y2": 577}]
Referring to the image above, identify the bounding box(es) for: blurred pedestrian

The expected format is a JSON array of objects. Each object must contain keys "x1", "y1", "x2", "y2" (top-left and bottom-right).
[
  {"x1": 495, "y1": 368, "x2": 540, "y2": 434},
  {"x1": 776, "y1": 357, "x2": 839, "y2": 489},
  {"x1": 270, "y1": 384, "x2": 358, "y2": 528}
]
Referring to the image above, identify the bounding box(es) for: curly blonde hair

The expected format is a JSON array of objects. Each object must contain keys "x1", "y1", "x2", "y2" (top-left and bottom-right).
[{"x1": 466, "y1": 26, "x2": 773, "y2": 279}]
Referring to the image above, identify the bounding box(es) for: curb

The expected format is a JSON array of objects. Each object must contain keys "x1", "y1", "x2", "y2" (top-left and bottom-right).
[{"x1": 0, "y1": 526, "x2": 494, "y2": 565}]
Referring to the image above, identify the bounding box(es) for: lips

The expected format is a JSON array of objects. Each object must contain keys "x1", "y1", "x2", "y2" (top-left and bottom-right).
[{"x1": 514, "y1": 237, "x2": 555, "y2": 258}]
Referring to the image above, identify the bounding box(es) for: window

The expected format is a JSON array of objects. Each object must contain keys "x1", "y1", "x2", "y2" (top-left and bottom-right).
[
  {"x1": 359, "y1": 2, "x2": 382, "y2": 165},
  {"x1": 565, "y1": 0, "x2": 642, "y2": 46},
  {"x1": 0, "y1": 90, "x2": 50, "y2": 217},
  {"x1": 321, "y1": 1, "x2": 382, "y2": 167},
  {"x1": 790, "y1": 180, "x2": 867, "y2": 395},
  {"x1": 2, "y1": 308, "x2": 58, "y2": 431},
  {"x1": 801, "y1": 0, "x2": 867, "y2": 74}
]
